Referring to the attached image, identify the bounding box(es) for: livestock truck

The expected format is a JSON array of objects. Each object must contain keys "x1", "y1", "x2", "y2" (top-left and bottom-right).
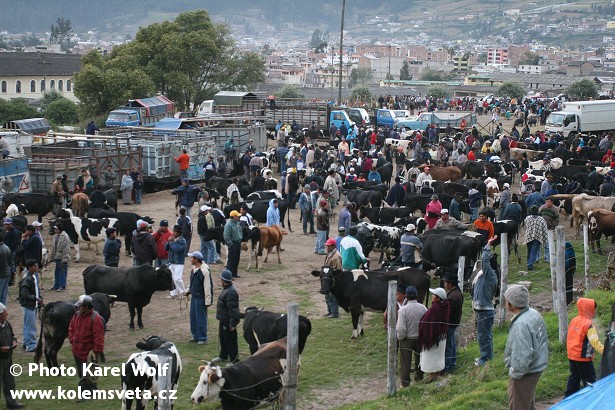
[
  {"x1": 545, "y1": 100, "x2": 615, "y2": 139},
  {"x1": 105, "y1": 95, "x2": 175, "y2": 127},
  {"x1": 396, "y1": 111, "x2": 477, "y2": 132}
]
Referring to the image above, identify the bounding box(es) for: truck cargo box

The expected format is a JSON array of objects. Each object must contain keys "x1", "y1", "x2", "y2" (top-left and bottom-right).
[{"x1": 0, "y1": 157, "x2": 31, "y2": 199}]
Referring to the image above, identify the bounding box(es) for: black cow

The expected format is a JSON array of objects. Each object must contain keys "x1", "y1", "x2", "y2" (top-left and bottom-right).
[
  {"x1": 34, "y1": 293, "x2": 114, "y2": 368},
  {"x1": 89, "y1": 188, "x2": 118, "y2": 212},
  {"x1": 420, "y1": 230, "x2": 483, "y2": 276},
  {"x1": 204, "y1": 225, "x2": 262, "y2": 270},
  {"x1": 455, "y1": 178, "x2": 487, "y2": 206},
  {"x1": 310, "y1": 267, "x2": 430, "y2": 338},
  {"x1": 492, "y1": 220, "x2": 520, "y2": 263},
  {"x1": 2, "y1": 193, "x2": 61, "y2": 222},
  {"x1": 355, "y1": 222, "x2": 403, "y2": 261},
  {"x1": 463, "y1": 160, "x2": 503, "y2": 179},
  {"x1": 429, "y1": 181, "x2": 470, "y2": 198},
  {"x1": 224, "y1": 199, "x2": 291, "y2": 231},
  {"x1": 377, "y1": 163, "x2": 393, "y2": 187},
  {"x1": 359, "y1": 207, "x2": 415, "y2": 225},
  {"x1": 82, "y1": 264, "x2": 174, "y2": 329},
  {"x1": 347, "y1": 190, "x2": 383, "y2": 208},
  {"x1": 242, "y1": 307, "x2": 312, "y2": 354},
  {"x1": 191, "y1": 338, "x2": 288, "y2": 409},
  {"x1": 404, "y1": 193, "x2": 454, "y2": 214},
  {"x1": 123, "y1": 336, "x2": 182, "y2": 410},
  {"x1": 50, "y1": 209, "x2": 120, "y2": 261},
  {"x1": 87, "y1": 208, "x2": 155, "y2": 256},
  {"x1": 342, "y1": 180, "x2": 378, "y2": 190}
]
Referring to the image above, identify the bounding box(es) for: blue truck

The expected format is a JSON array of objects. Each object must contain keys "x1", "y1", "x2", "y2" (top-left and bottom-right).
[{"x1": 105, "y1": 95, "x2": 175, "y2": 127}]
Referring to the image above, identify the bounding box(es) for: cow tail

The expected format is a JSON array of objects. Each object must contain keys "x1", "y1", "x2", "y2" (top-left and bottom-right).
[
  {"x1": 287, "y1": 207, "x2": 292, "y2": 233},
  {"x1": 257, "y1": 234, "x2": 264, "y2": 257},
  {"x1": 34, "y1": 317, "x2": 44, "y2": 363}
]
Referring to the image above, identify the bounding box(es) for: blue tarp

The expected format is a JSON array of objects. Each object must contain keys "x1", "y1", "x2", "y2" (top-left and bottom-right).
[
  {"x1": 550, "y1": 372, "x2": 615, "y2": 409},
  {"x1": 153, "y1": 118, "x2": 182, "y2": 130}
]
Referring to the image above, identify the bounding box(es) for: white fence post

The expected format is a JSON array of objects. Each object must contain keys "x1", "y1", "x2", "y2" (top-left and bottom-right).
[
  {"x1": 583, "y1": 223, "x2": 590, "y2": 292},
  {"x1": 157, "y1": 355, "x2": 172, "y2": 410},
  {"x1": 386, "y1": 280, "x2": 397, "y2": 397},
  {"x1": 555, "y1": 227, "x2": 569, "y2": 345},
  {"x1": 284, "y1": 302, "x2": 299, "y2": 410},
  {"x1": 547, "y1": 230, "x2": 558, "y2": 314},
  {"x1": 498, "y1": 232, "x2": 509, "y2": 326}
]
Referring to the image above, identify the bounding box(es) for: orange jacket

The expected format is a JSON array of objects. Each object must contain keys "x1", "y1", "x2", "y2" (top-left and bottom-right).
[
  {"x1": 567, "y1": 298, "x2": 604, "y2": 362},
  {"x1": 175, "y1": 153, "x2": 190, "y2": 170},
  {"x1": 473, "y1": 219, "x2": 494, "y2": 241}
]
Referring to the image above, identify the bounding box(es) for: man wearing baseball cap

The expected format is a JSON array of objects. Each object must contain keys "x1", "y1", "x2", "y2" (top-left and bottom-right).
[
  {"x1": 400, "y1": 224, "x2": 423, "y2": 269},
  {"x1": 131, "y1": 220, "x2": 157, "y2": 266},
  {"x1": 214, "y1": 270, "x2": 239, "y2": 363},
  {"x1": 434, "y1": 209, "x2": 469, "y2": 231},
  {"x1": 223, "y1": 210, "x2": 243, "y2": 278},
  {"x1": 103, "y1": 227, "x2": 121, "y2": 267},
  {"x1": 397, "y1": 286, "x2": 427, "y2": 386},
  {"x1": 322, "y1": 238, "x2": 341, "y2": 318},
  {"x1": 185, "y1": 251, "x2": 213, "y2": 344},
  {"x1": 153, "y1": 220, "x2": 173, "y2": 267},
  {"x1": 499, "y1": 182, "x2": 511, "y2": 220}
]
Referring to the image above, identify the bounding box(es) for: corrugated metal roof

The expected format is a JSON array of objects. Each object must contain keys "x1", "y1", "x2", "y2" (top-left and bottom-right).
[{"x1": 0, "y1": 52, "x2": 82, "y2": 77}]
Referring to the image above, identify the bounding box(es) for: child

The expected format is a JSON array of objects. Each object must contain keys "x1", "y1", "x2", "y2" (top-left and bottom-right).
[
  {"x1": 134, "y1": 175, "x2": 143, "y2": 205},
  {"x1": 565, "y1": 297, "x2": 604, "y2": 397}
]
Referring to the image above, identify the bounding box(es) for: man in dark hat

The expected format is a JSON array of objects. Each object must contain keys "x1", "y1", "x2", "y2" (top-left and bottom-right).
[
  {"x1": 443, "y1": 272, "x2": 463, "y2": 373},
  {"x1": 103, "y1": 228, "x2": 121, "y2": 267},
  {"x1": 185, "y1": 251, "x2": 213, "y2": 344},
  {"x1": 396, "y1": 285, "x2": 427, "y2": 386},
  {"x1": 214, "y1": 270, "x2": 239, "y2": 363}
]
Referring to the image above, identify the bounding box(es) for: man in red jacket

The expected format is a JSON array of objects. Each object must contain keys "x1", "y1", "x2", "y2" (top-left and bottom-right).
[
  {"x1": 174, "y1": 149, "x2": 191, "y2": 180},
  {"x1": 152, "y1": 220, "x2": 173, "y2": 266},
  {"x1": 68, "y1": 295, "x2": 105, "y2": 392}
]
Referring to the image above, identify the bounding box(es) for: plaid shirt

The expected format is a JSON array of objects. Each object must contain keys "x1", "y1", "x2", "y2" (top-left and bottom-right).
[{"x1": 523, "y1": 215, "x2": 548, "y2": 244}]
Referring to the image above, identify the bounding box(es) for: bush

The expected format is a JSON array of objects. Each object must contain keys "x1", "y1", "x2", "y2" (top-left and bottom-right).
[
  {"x1": 275, "y1": 85, "x2": 305, "y2": 99},
  {"x1": 44, "y1": 98, "x2": 79, "y2": 125},
  {"x1": 350, "y1": 85, "x2": 371, "y2": 103}
]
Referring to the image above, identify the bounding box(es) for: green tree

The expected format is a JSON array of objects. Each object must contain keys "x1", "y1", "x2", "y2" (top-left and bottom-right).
[
  {"x1": 348, "y1": 67, "x2": 373, "y2": 87},
  {"x1": 427, "y1": 85, "x2": 449, "y2": 99},
  {"x1": 497, "y1": 82, "x2": 525, "y2": 99},
  {"x1": 44, "y1": 98, "x2": 79, "y2": 125},
  {"x1": 568, "y1": 78, "x2": 599, "y2": 100},
  {"x1": 519, "y1": 51, "x2": 540, "y2": 65},
  {"x1": 349, "y1": 85, "x2": 371, "y2": 103},
  {"x1": 421, "y1": 69, "x2": 443, "y2": 81},
  {"x1": 40, "y1": 90, "x2": 64, "y2": 109},
  {"x1": 50, "y1": 17, "x2": 73, "y2": 45},
  {"x1": 310, "y1": 29, "x2": 328, "y2": 52},
  {"x1": 275, "y1": 85, "x2": 305, "y2": 99},
  {"x1": 0, "y1": 98, "x2": 37, "y2": 124},
  {"x1": 400, "y1": 61, "x2": 411, "y2": 81}
]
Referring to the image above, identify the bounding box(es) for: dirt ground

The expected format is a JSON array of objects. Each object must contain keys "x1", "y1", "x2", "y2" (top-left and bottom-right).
[{"x1": 5, "y1": 115, "x2": 596, "y2": 409}]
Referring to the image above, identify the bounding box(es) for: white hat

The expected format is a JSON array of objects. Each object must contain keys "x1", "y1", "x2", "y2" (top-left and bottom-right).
[
  {"x1": 441, "y1": 209, "x2": 449, "y2": 214},
  {"x1": 503, "y1": 183, "x2": 510, "y2": 188},
  {"x1": 205, "y1": 164, "x2": 214, "y2": 171},
  {"x1": 429, "y1": 287, "x2": 447, "y2": 300},
  {"x1": 200, "y1": 205, "x2": 211, "y2": 212},
  {"x1": 405, "y1": 223, "x2": 416, "y2": 232},
  {"x1": 349, "y1": 167, "x2": 355, "y2": 172},
  {"x1": 32, "y1": 221, "x2": 43, "y2": 227}
]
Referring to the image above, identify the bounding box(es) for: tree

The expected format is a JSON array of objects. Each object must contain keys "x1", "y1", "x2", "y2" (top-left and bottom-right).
[
  {"x1": 40, "y1": 91, "x2": 64, "y2": 110},
  {"x1": 348, "y1": 67, "x2": 373, "y2": 87},
  {"x1": 50, "y1": 17, "x2": 73, "y2": 46},
  {"x1": 349, "y1": 85, "x2": 371, "y2": 103},
  {"x1": 310, "y1": 29, "x2": 328, "y2": 52},
  {"x1": 497, "y1": 82, "x2": 525, "y2": 99},
  {"x1": 44, "y1": 98, "x2": 79, "y2": 125},
  {"x1": 427, "y1": 86, "x2": 449, "y2": 99},
  {"x1": 275, "y1": 85, "x2": 305, "y2": 99},
  {"x1": 568, "y1": 79, "x2": 599, "y2": 100},
  {"x1": 519, "y1": 51, "x2": 540, "y2": 65},
  {"x1": 421, "y1": 69, "x2": 443, "y2": 81},
  {"x1": 0, "y1": 98, "x2": 37, "y2": 125},
  {"x1": 400, "y1": 61, "x2": 411, "y2": 81}
]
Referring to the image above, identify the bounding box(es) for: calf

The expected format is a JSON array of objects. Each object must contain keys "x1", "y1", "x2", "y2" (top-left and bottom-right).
[
  {"x1": 258, "y1": 225, "x2": 287, "y2": 263},
  {"x1": 71, "y1": 192, "x2": 89, "y2": 217},
  {"x1": 242, "y1": 307, "x2": 311, "y2": 354},
  {"x1": 34, "y1": 293, "x2": 114, "y2": 368},
  {"x1": 122, "y1": 336, "x2": 182, "y2": 410},
  {"x1": 588, "y1": 209, "x2": 615, "y2": 254},
  {"x1": 191, "y1": 338, "x2": 289, "y2": 409},
  {"x1": 572, "y1": 194, "x2": 615, "y2": 237},
  {"x1": 224, "y1": 199, "x2": 291, "y2": 231}
]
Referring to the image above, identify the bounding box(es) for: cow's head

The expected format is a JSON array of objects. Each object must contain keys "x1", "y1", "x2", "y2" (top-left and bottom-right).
[
  {"x1": 311, "y1": 267, "x2": 339, "y2": 295},
  {"x1": 155, "y1": 265, "x2": 175, "y2": 292},
  {"x1": 191, "y1": 364, "x2": 224, "y2": 404},
  {"x1": 136, "y1": 335, "x2": 167, "y2": 351},
  {"x1": 141, "y1": 216, "x2": 155, "y2": 225},
  {"x1": 55, "y1": 208, "x2": 73, "y2": 219},
  {"x1": 588, "y1": 211, "x2": 599, "y2": 236}
]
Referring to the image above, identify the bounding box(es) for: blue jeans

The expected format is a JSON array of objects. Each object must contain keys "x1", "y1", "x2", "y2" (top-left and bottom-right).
[
  {"x1": 0, "y1": 277, "x2": 8, "y2": 305},
  {"x1": 156, "y1": 258, "x2": 168, "y2": 267},
  {"x1": 475, "y1": 309, "x2": 495, "y2": 365},
  {"x1": 22, "y1": 307, "x2": 37, "y2": 351},
  {"x1": 445, "y1": 325, "x2": 459, "y2": 371},
  {"x1": 315, "y1": 230, "x2": 327, "y2": 254},
  {"x1": 302, "y1": 209, "x2": 314, "y2": 233},
  {"x1": 190, "y1": 296, "x2": 208, "y2": 342},
  {"x1": 325, "y1": 292, "x2": 339, "y2": 316},
  {"x1": 135, "y1": 189, "x2": 142, "y2": 204},
  {"x1": 203, "y1": 239, "x2": 217, "y2": 263},
  {"x1": 527, "y1": 240, "x2": 541, "y2": 270},
  {"x1": 180, "y1": 205, "x2": 192, "y2": 219},
  {"x1": 53, "y1": 260, "x2": 68, "y2": 289},
  {"x1": 470, "y1": 207, "x2": 479, "y2": 222}
]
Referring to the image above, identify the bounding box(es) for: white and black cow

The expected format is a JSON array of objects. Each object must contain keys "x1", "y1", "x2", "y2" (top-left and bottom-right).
[
  {"x1": 87, "y1": 208, "x2": 155, "y2": 256},
  {"x1": 310, "y1": 267, "x2": 430, "y2": 338},
  {"x1": 122, "y1": 336, "x2": 182, "y2": 410},
  {"x1": 191, "y1": 338, "x2": 289, "y2": 409},
  {"x1": 2, "y1": 192, "x2": 61, "y2": 222},
  {"x1": 33, "y1": 293, "x2": 114, "y2": 368},
  {"x1": 50, "y1": 208, "x2": 119, "y2": 261},
  {"x1": 242, "y1": 307, "x2": 312, "y2": 355},
  {"x1": 355, "y1": 222, "x2": 403, "y2": 261},
  {"x1": 224, "y1": 199, "x2": 291, "y2": 231},
  {"x1": 246, "y1": 190, "x2": 282, "y2": 201},
  {"x1": 360, "y1": 207, "x2": 415, "y2": 225},
  {"x1": 82, "y1": 264, "x2": 174, "y2": 329}
]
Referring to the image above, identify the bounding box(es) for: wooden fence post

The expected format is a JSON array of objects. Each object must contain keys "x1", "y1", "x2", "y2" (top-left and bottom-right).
[
  {"x1": 498, "y1": 232, "x2": 509, "y2": 325},
  {"x1": 284, "y1": 302, "x2": 299, "y2": 410},
  {"x1": 555, "y1": 226, "x2": 568, "y2": 345},
  {"x1": 583, "y1": 223, "x2": 590, "y2": 292},
  {"x1": 457, "y1": 256, "x2": 466, "y2": 291},
  {"x1": 547, "y1": 230, "x2": 558, "y2": 314},
  {"x1": 386, "y1": 280, "x2": 397, "y2": 397}
]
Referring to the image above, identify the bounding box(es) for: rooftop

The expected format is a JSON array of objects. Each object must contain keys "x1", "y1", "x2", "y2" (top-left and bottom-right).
[{"x1": 0, "y1": 52, "x2": 82, "y2": 76}]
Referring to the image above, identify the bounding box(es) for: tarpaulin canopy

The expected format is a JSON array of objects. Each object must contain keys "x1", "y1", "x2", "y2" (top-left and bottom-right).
[
  {"x1": 213, "y1": 91, "x2": 258, "y2": 106},
  {"x1": 550, "y1": 372, "x2": 615, "y2": 409},
  {"x1": 3, "y1": 118, "x2": 51, "y2": 135},
  {"x1": 153, "y1": 118, "x2": 182, "y2": 131},
  {"x1": 126, "y1": 95, "x2": 175, "y2": 117}
]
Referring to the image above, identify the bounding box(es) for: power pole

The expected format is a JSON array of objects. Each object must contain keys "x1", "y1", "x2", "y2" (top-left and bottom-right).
[{"x1": 338, "y1": 0, "x2": 345, "y2": 103}]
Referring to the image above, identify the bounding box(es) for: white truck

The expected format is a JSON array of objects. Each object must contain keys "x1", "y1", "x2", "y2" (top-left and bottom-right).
[{"x1": 545, "y1": 100, "x2": 615, "y2": 139}]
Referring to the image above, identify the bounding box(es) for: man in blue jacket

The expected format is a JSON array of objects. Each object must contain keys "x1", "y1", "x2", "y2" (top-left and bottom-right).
[
  {"x1": 186, "y1": 251, "x2": 213, "y2": 344},
  {"x1": 473, "y1": 235, "x2": 499, "y2": 367},
  {"x1": 165, "y1": 225, "x2": 187, "y2": 299},
  {"x1": 266, "y1": 199, "x2": 280, "y2": 227},
  {"x1": 171, "y1": 179, "x2": 202, "y2": 219}
]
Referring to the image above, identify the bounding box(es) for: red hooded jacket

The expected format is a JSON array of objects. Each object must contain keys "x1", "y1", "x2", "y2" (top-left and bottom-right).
[{"x1": 68, "y1": 311, "x2": 105, "y2": 361}]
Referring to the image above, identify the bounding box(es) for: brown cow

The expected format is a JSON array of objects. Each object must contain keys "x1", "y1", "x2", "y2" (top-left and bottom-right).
[
  {"x1": 258, "y1": 225, "x2": 288, "y2": 263},
  {"x1": 418, "y1": 165, "x2": 461, "y2": 181},
  {"x1": 571, "y1": 194, "x2": 615, "y2": 237},
  {"x1": 71, "y1": 193, "x2": 89, "y2": 217},
  {"x1": 588, "y1": 208, "x2": 615, "y2": 254}
]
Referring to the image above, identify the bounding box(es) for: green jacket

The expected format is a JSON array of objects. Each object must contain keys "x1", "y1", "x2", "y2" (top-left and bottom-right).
[
  {"x1": 223, "y1": 219, "x2": 242, "y2": 244},
  {"x1": 504, "y1": 307, "x2": 549, "y2": 379}
]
